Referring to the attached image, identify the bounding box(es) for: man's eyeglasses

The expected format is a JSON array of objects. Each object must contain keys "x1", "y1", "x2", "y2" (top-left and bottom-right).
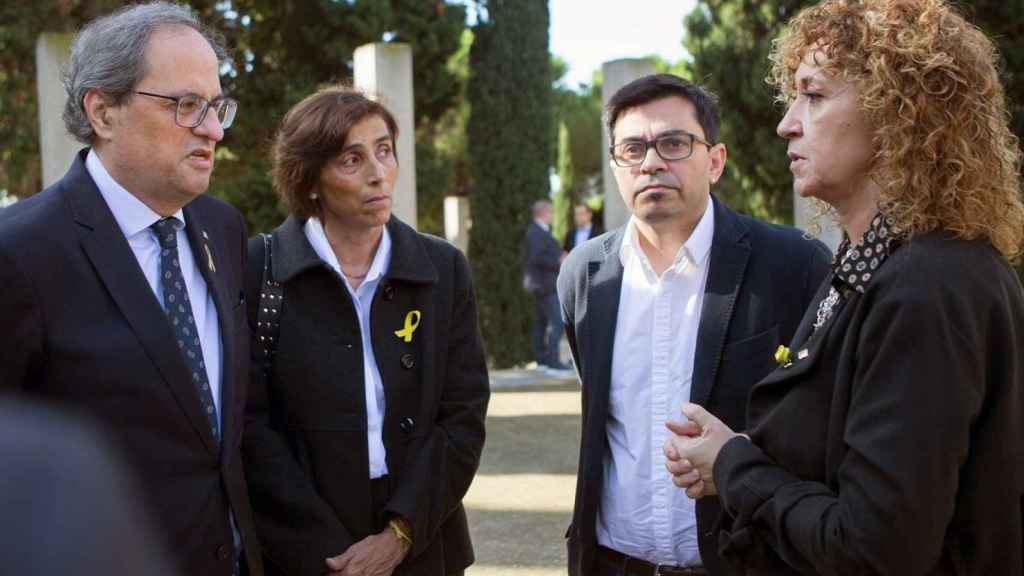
[
  {"x1": 134, "y1": 91, "x2": 238, "y2": 130},
  {"x1": 610, "y1": 132, "x2": 711, "y2": 167}
]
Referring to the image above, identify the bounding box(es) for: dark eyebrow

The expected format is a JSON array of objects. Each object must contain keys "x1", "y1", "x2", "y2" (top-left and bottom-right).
[
  {"x1": 619, "y1": 129, "x2": 691, "y2": 143},
  {"x1": 340, "y1": 134, "x2": 393, "y2": 154}
]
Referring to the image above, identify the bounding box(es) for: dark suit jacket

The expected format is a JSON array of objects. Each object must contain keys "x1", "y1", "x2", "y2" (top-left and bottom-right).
[
  {"x1": 558, "y1": 196, "x2": 831, "y2": 576},
  {"x1": 563, "y1": 222, "x2": 605, "y2": 252},
  {"x1": 243, "y1": 215, "x2": 489, "y2": 576},
  {"x1": 0, "y1": 150, "x2": 264, "y2": 576},
  {"x1": 523, "y1": 220, "x2": 562, "y2": 295},
  {"x1": 713, "y1": 232, "x2": 1024, "y2": 576}
]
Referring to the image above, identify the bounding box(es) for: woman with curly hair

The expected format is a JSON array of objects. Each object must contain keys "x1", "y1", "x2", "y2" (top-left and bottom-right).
[{"x1": 663, "y1": 0, "x2": 1024, "y2": 574}]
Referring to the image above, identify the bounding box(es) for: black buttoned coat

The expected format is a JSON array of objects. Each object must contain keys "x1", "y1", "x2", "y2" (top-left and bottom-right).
[
  {"x1": 714, "y1": 232, "x2": 1024, "y2": 575},
  {"x1": 242, "y1": 215, "x2": 489, "y2": 576}
]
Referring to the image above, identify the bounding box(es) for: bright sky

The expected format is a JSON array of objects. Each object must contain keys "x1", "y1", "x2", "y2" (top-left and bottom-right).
[{"x1": 550, "y1": 0, "x2": 698, "y2": 88}]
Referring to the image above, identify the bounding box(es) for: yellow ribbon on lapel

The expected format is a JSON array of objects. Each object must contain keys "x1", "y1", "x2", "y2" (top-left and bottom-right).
[{"x1": 394, "y1": 310, "x2": 422, "y2": 343}]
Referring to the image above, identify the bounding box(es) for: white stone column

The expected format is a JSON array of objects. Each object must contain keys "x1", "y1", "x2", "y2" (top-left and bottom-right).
[
  {"x1": 354, "y1": 42, "x2": 417, "y2": 230},
  {"x1": 36, "y1": 33, "x2": 78, "y2": 189},
  {"x1": 600, "y1": 58, "x2": 655, "y2": 231},
  {"x1": 443, "y1": 196, "x2": 471, "y2": 255},
  {"x1": 794, "y1": 194, "x2": 843, "y2": 253}
]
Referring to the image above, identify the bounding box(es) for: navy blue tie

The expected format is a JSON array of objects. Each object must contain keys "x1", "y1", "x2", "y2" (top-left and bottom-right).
[{"x1": 151, "y1": 218, "x2": 220, "y2": 444}]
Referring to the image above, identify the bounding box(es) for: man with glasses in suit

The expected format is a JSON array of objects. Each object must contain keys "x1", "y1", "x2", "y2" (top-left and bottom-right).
[
  {"x1": 0, "y1": 3, "x2": 261, "y2": 574},
  {"x1": 559, "y1": 74, "x2": 830, "y2": 576}
]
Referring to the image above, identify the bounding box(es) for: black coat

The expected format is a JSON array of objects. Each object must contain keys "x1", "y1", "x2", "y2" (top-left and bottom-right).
[
  {"x1": 243, "y1": 215, "x2": 489, "y2": 576},
  {"x1": 558, "y1": 196, "x2": 831, "y2": 576},
  {"x1": 523, "y1": 221, "x2": 562, "y2": 295},
  {"x1": 713, "y1": 232, "x2": 1024, "y2": 576},
  {"x1": 0, "y1": 150, "x2": 264, "y2": 576}
]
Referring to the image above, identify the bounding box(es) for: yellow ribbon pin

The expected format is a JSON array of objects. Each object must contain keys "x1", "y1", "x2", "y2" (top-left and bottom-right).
[{"x1": 394, "y1": 310, "x2": 421, "y2": 342}]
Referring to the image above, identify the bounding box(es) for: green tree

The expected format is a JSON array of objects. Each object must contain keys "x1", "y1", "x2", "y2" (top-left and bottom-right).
[
  {"x1": 0, "y1": 1, "x2": 468, "y2": 236},
  {"x1": 551, "y1": 76, "x2": 603, "y2": 243},
  {"x1": 0, "y1": 1, "x2": 122, "y2": 199},
  {"x1": 467, "y1": 0, "x2": 552, "y2": 368}
]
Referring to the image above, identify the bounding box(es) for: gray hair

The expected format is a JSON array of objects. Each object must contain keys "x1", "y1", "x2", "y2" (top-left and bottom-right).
[{"x1": 62, "y1": 2, "x2": 228, "y2": 144}]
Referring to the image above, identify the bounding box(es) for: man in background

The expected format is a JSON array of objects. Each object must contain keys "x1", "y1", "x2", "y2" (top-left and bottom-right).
[
  {"x1": 564, "y1": 202, "x2": 604, "y2": 252},
  {"x1": 523, "y1": 199, "x2": 570, "y2": 370}
]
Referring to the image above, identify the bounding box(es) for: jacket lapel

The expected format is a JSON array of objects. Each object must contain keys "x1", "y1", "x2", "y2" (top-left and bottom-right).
[
  {"x1": 691, "y1": 197, "x2": 751, "y2": 405},
  {"x1": 66, "y1": 152, "x2": 220, "y2": 455},
  {"x1": 579, "y1": 230, "x2": 625, "y2": 492},
  {"x1": 184, "y1": 204, "x2": 234, "y2": 454}
]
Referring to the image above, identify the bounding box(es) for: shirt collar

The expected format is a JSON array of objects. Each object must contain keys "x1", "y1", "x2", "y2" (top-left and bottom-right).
[
  {"x1": 534, "y1": 219, "x2": 550, "y2": 232},
  {"x1": 304, "y1": 217, "x2": 392, "y2": 284},
  {"x1": 86, "y1": 149, "x2": 185, "y2": 237},
  {"x1": 831, "y1": 211, "x2": 901, "y2": 294},
  {"x1": 619, "y1": 197, "x2": 715, "y2": 273}
]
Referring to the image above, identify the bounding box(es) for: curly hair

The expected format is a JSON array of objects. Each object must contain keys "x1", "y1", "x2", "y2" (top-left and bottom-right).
[{"x1": 769, "y1": 0, "x2": 1024, "y2": 261}]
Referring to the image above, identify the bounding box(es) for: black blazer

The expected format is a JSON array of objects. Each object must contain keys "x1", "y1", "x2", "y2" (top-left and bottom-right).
[
  {"x1": 713, "y1": 232, "x2": 1024, "y2": 575},
  {"x1": 0, "y1": 150, "x2": 263, "y2": 576},
  {"x1": 243, "y1": 216, "x2": 489, "y2": 576},
  {"x1": 558, "y1": 196, "x2": 831, "y2": 576},
  {"x1": 523, "y1": 221, "x2": 562, "y2": 295}
]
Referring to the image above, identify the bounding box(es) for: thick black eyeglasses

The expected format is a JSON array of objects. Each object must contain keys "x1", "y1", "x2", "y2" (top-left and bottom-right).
[
  {"x1": 610, "y1": 131, "x2": 711, "y2": 167},
  {"x1": 134, "y1": 91, "x2": 238, "y2": 130}
]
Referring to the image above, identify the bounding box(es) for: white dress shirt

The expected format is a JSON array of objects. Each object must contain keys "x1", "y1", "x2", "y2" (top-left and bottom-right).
[
  {"x1": 305, "y1": 217, "x2": 392, "y2": 479},
  {"x1": 87, "y1": 149, "x2": 239, "y2": 555},
  {"x1": 86, "y1": 150, "x2": 224, "y2": 420},
  {"x1": 573, "y1": 225, "x2": 592, "y2": 248},
  {"x1": 596, "y1": 200, "x2": 715, "y2": 567}
]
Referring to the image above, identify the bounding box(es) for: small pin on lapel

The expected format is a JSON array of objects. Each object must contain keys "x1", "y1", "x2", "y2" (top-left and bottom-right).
[
  {"x1": 797, "y1": 349, "x2": 809, "y2": 360},
  {"x1": 204, "y1": 243, "x2": 216, "y2": 273}
]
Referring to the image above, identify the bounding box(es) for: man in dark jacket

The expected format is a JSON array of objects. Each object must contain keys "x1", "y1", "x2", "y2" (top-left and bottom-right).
[
  {"x1": 563, "y1": 203, "x2": 604, "y2": 252},
  {"x1": 0, "y1": 4, "x2": 262, "y2": 574},
  {"x1": 559, "y1": 74, "x2": 830, "y2": 576},
  {"x1": 523, "y1": 199, "x2": 569, "y2": 369}
]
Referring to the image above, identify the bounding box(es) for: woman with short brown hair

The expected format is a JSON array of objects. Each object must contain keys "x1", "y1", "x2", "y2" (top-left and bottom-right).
[{"x1": 243, "y1": 85, "x2": 489, "y2": 576}]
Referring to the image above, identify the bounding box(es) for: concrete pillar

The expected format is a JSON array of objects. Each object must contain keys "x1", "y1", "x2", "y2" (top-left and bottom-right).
[
  {"x1": 794, "y1": 194, "x2": 843, "y2": 253},
  {"x1": 600, "y1": 58, "x2": 655, "y2": 231},
  {"x1": 354, "y1": 43, "x2": 417, "y2": 230},
  {"x1": 36, "y1": 33, "x2": 78, "y2": 189},
  {"x1": 444, "y1": 196, "x2": 471, "y2": 255}
]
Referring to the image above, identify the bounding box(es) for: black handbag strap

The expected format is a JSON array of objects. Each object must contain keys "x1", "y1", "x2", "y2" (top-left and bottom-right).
[{"x1": 256, "y1": 233, "x2": 283, "y2": 378}]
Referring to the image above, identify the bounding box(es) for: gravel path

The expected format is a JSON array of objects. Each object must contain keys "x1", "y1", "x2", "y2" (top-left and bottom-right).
[{"x1": 464, "y1": 376, "x2": 581, "y2": 576}]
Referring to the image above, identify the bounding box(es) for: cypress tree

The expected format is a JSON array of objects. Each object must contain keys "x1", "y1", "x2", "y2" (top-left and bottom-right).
[{"x1": 467, "y1": 0, "x2": 552, "y2": 368}]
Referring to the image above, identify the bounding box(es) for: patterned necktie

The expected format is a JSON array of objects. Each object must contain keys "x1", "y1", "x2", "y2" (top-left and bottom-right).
[{"x1": 151, "y1": 218, "x2": 220, "y2": 444}]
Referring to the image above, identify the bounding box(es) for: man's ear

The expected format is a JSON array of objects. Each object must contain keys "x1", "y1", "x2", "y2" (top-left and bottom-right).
[
  {"x1": 83, "y1": 90, "x2": 119, "y2": 141},
  {"x1": 708, "y1": 142, "x2": 727, "y2": 185}
]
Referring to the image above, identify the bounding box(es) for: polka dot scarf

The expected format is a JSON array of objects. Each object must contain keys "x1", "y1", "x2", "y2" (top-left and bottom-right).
[{"x1": 814, "y1": 212, "x2": 900, "y2": 331}]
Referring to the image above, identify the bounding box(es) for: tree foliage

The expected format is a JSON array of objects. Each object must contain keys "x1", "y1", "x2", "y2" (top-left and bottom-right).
[
  {"x1": 552, "y1": 76, "x2": 603, "y2": 243},
  {"x1": 467, "y1": 0, "x2": 552, "y2": 368},
  {"x1": 0, "y1": 0, "x2": 467, "y2": 236}
]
